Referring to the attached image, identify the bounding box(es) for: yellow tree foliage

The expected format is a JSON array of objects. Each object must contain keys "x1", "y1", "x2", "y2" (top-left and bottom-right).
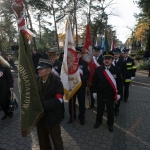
[{"x1": 133, "y1": 22, "x2": 150, "y2": 41}]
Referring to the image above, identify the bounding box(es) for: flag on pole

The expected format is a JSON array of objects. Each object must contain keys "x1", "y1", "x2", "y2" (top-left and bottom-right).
[
  {"x1": 99, "y1": 36, "x2": 103, "y2": 48},
  {"x1": 104, "y1": 29, "x2": 110, "y2": 52},
  {"x1": 60, "y1": 19, "x2": 82, "y2": 100},
  {"x1": 12, "y1": 0, "x2": 44, "y2": 137},
  {"x1": 111, "y1": 39, "x2": 116, "y2": 51},
  {"x1": 82, "y1": 21, "x2": 99, "y2": 84}
]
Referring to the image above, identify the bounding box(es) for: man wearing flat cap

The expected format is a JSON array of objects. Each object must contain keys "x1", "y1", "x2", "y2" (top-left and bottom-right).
[
  {"x1": 112, "y1": 47, "x2": 125, "y2": 116},
  {"x1": 92, "y1": 52, "x2": 123, "y2": 132},
  {"x1": 67, "y1": 47, "x2": 90, "y2": 125},
  {"x1": 36, "y1": 58, "x2": 64, "y2": 150},
  {"x1": 122, "y1": 48, "x2": 136, "y2": 102}
]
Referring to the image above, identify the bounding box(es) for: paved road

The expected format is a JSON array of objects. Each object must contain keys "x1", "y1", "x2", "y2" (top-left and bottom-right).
[{"x1": 0, "y1": 70, "x2": 150, "y2": 150}]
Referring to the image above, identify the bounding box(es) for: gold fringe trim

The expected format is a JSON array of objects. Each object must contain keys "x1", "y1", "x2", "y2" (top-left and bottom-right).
[{"x1": 64, "y1": 82, "x2": 82, "y2": 100}]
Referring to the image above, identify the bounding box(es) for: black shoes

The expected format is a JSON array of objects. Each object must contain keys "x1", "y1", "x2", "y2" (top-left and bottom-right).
[
  {"x1": 67, "y1": 118, "x2": 76, "y2": 124},
  {"x1": 94, "y1": 122, "x2": 102, "y2": 129},
  {"x1": 108, "y1": 126, "x2": 114, "y2": 132},
  {"x1": 8, "y1": 112, "x2": 13, "y2": 118},
  {"x1": 80, "y1": 120, "x2": 85, "y2": 125},
  {"x1": 115, "y1": 111, "x2": 119, "y2": 117},
  {"x1": 1, "y1": 114, "x2": 7, "y2": 120}
]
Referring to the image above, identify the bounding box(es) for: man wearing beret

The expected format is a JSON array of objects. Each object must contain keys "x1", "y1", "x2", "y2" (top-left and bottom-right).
[
  {"x1": 67, "y1": 47, "x2": 90, "y2": 125},
  {"x1": 36, "y1": 58, "x2": 64, "y2": 150},
  {"x1": 122, "y1": 48, "x2": 136, "y2": 102},
  {"x1": 92, "y1": 52, "x2": 123, "y2": 132},
  {"x1": 112, "y1": 47, "x2": 125, "y2": 116}
]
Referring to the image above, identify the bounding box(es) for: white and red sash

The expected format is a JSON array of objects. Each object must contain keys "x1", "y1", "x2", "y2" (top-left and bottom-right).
[
  {"x1": 78, "y1": 68, "x2": 83, "y2": 76},
  {"x1": 93, "y1": 56, "x2": 100, "y2": 67},
  {"x1": 102, "y1": 69, "x2": 120, "y2": 101},
  {"x1": 52, "y1": 68, "x2": 60, "y2": 77}
]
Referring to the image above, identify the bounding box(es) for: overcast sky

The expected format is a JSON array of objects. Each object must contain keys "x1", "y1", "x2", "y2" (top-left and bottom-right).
[{"x1": 107, "y1": 0, "x2": 141, "y2": 43}]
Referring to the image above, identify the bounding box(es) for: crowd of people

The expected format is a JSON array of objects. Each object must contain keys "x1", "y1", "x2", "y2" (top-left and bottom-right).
[
  {"x1": 30, "y1": 46, "x2": 136, "y2": 150},
  {"x1": 0, "y1": 46, "x2": 138, "y2": 150}
]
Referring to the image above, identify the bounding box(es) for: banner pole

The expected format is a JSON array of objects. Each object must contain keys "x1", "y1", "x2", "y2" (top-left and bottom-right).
[{"x1": 72, "y1": 96, "x2": 74, "y2": 126}]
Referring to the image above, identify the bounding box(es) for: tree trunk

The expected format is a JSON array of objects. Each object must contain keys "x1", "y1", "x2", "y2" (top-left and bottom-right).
[
  {"x1": 0, "y1": 39, "x2": 2, "y2": 52},
  {"x1": 38, "y1": 14, "x2": 42, "y2": 43},
  {"x1": 26, "y1": 7, "x2": 37, "y2": 49},
  {"x1": 73, "y1": 0, "x2": 78, "y2": 47},
  {"x1": 52, "y1": 1, "x2": 60, "y2": 53}
]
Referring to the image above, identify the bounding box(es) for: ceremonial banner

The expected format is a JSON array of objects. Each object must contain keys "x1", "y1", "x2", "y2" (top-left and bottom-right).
[
  {"x1": 60, "y1": 19, "x2": 82, "y2": 100},
  {"x1": 12, "y1": 0, "x2": 44, "y2": 137},
  {"x1": 111, "y1": 39, "x2": 116, "y2": 51},
  {"x1": 82, "y1": 22, "x2": 98, "y2": 84}
]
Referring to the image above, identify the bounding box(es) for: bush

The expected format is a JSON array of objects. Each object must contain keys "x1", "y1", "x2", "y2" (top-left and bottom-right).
[
  {"x1": 136, "y1": 50, "x2": 144, "y2": 56},
  {"x1": 136, "y1": 61, "x2": 149, "y2": 70}
]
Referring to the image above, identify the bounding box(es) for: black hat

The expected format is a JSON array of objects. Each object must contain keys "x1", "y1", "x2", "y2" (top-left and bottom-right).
[
  {"x1": 76, "y1": 47, "x2": 82, "y2": 53},
  {"x1": 103, "y1": 51, "x2": 114, "y2": 58},
  {"x1": 36, "y1": 58, "x2": 53, "y2": 69},
  {"x1": 122, "y1": 48, "x2": 129, "y2": 53},
  {"x1": 93, "y1": 46, "x2": 100, "y2": 51},
  {"x1": 112, "y1": 47, "x2": 121, "y2": 54}
]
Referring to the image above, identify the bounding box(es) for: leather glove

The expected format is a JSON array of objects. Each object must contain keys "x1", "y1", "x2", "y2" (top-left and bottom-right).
[
  {"x1": 93, "y1": 93, "x2": 97, "y2": 100},
  {"x1": 131, "y1": 77, "x2": 134, "y2": 80}
]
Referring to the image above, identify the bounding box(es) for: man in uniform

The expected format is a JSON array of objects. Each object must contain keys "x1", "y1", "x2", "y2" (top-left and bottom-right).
[
  {"x1": 49, "y1": 49, "x2": 65, "y2": 118},
  {"x1": 93, "y1": 46, "x2": 103, "y2": 66},
  {"x1": 112, "y1": 47, "x2": 125, "y2": 116},
  {"x1": 92, "y1": 52, "x2": 123, "y2": 132},
  {"x1": 122, "y1": 48, "x2": 136, "y2": 102},
  {"x1": 90, "y1": 46, "x2": 103, "y2": 108},
  {"x1": 36, "y1": 58, "x2": 64, "y2": 150},
  {"x1": 67, "y1": 47, "x2": 90, "y2": 125},
  {"x1": 49, "y1": 49, "x2": 62, "y2": 77}
]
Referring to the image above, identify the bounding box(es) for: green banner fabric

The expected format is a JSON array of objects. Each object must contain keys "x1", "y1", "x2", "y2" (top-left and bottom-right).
[{"x1": 18, "y1": 32, "x2": 44, "y2": 137}]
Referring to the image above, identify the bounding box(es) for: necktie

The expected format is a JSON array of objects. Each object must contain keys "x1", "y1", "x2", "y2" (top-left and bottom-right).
[
  {"x1": 115, "y1": 61, "x2": 117, "y2": 65},
  {"x1": 95, "y1": 57, "x2": 97, "y2": 60},
  {"x1": 124, "y1": 58, "x2": 126, "y2": 62}
]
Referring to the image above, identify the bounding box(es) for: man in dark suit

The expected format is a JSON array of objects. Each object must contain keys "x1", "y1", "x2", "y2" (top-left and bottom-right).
[
  {"x1": 112, "y1": 47, "x2": 125, "y2": 116},
  {"x1": 122, "y1": 48, "x2": 136, "y2": 102},
  {"x1": 92, "y1": 51, "x2": 123, "y2": 132},
  {"x1": 49, "y1": 49, "x2": 62, "y2": 77},
  {"x1": 90, "y1": 46, "x2": 103, "y2": 108},
  {"x1": 67, "y1": 47, "x2": 90, "y2": 125},
  {"x1": 36, "y1": 58, "x2": 64, "y2": 150},
  {"x1": 93, "y1": 46, "x2": 103, "y2": 66}
]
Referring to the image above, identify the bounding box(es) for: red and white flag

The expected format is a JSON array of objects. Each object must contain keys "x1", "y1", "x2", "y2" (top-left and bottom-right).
[
  {"x1": 82, "y1": 22, "x2": 99, "y2": 84},
  {"x1": 111, "y1": 39, "x2": 116, "y2": 51},
  {"x1": 60, "y1": 19, "x2": 82, "y2": 100},
  {"x1": 12, "y1": 0, "x2": 35, "y2": 44}
]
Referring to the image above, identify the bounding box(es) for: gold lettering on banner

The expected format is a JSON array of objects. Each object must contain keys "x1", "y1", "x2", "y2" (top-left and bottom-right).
[{"x1": 19, "y1": 65, "x2": 31, "y2": 111}]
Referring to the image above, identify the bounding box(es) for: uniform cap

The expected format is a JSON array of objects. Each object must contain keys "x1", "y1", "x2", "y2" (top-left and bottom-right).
[
  {"x1": 36, "y1": 58, "x2": 53, "y2": 69},
  {"x1": 93, "y1": 46, "x2": 101, "y2": 51},
  {"x1": 122, "y1": 48, "x2": 130, "y2": 53},
  {"x1": 103, "y1": 51, "x2": 114, "y2": 58},
  {"x1": 112, "y1": 47, "x2": 121, "y2": 54}
]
